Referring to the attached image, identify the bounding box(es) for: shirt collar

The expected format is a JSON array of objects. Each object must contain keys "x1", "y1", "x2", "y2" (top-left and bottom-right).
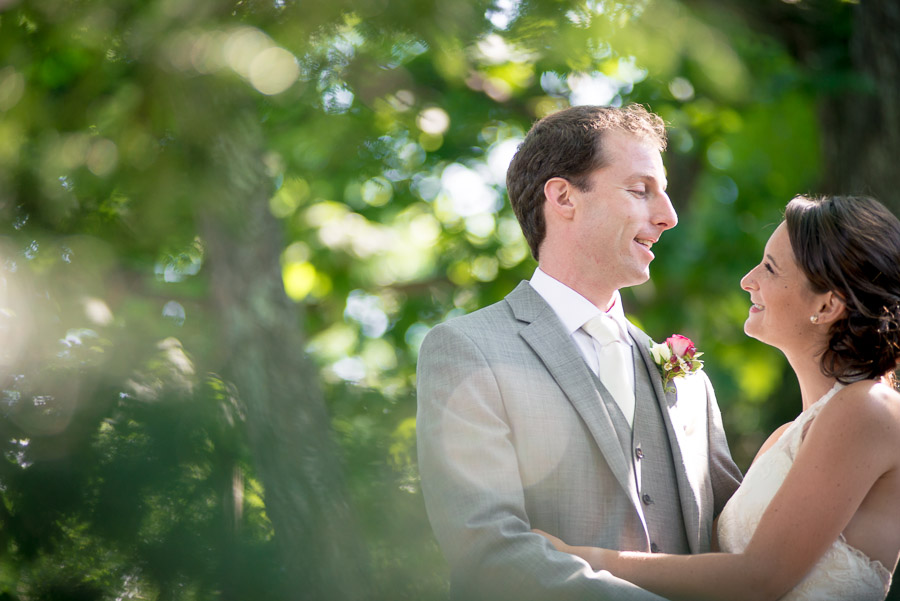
[{"x1": 529, "y1": 267, "x2": 631, "y2": 343}]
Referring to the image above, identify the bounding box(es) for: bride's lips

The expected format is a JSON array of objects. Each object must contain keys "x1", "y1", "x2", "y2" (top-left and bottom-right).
[{"x1": 749, "y1": 302, "x2": 764, "y2": 313}]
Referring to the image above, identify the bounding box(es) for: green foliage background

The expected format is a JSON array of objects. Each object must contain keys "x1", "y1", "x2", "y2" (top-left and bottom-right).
[{"x1": 0, "y1": 0, "x2": 892, "y2": 599}]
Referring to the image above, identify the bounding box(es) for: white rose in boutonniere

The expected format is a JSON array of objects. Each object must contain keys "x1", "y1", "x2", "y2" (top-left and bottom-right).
[{"x1": 649, "y1": 334, "x2": 704, "y2": 393}]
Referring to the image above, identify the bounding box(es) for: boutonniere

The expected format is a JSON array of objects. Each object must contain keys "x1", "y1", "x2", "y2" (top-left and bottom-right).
[{"x1": 649, "y1": 335, "x2": 704, "y2": 393}]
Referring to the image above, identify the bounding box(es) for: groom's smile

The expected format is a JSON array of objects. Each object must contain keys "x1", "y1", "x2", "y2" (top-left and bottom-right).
[
  {"x1": 564, "y1": 129, "x2": 677, "y2": 300},
  {"x1": 632, "y1": 238, "x2": 656, "y2": 264}
]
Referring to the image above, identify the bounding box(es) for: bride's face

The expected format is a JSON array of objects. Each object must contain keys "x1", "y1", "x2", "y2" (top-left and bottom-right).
[{"x1": 740, "y1": 223, "x2": 823, "y2": 352}]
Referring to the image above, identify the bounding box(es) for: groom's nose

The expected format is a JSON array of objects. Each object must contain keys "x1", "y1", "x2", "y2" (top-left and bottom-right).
[{"x1": 652, "y1": 191, "x2": 677, "y2": 232}]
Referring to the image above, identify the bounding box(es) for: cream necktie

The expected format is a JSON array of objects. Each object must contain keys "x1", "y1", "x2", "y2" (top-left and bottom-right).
[{"x1": 582, "y1": 314, "x2": 635, "y2": 427}]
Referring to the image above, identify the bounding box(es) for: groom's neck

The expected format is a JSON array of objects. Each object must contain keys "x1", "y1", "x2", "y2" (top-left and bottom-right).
[{"x1": 538, "y1": 262, "x2": 617, "y2": 312}]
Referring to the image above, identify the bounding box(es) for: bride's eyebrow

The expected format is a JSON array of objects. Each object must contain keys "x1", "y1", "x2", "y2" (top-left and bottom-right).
[{"x1": 766, "y1": 254, "x2": 780, "y2": 269}]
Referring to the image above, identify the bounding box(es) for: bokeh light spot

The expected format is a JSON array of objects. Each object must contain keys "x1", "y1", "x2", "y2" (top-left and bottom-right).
[
  {"x1": 84, "y1": 297, "x2": 114, "y2": 326},
  {"x1": 283, "y1": 261, "x2": 316, "y2": 301},
  {"x1": 361, "y1": 177, "x2": 393, "y2": 207},
  {"x1": 162, "y1": 301, "x2": 186, "y2": 326},
  {"x1": 706, "y1": 139, "x2": 733, "y2": 170},
  {"x1": 224, "y1": 27, "x2": 272, "y2": 78},
  {"x1": 416, "y1": 107, "x2": 450, "y2": 135},
  {"x1": 669, "y1": 77, "x2": 695, "y2": 101},
  {"x1": 86, "y1": 139, "x2": 118, "y2": 177},
  {"x1": 249, "y1": 47, "x2": 299, "y2": 95},
  {"x1": 0, "y1": 67, "x2": 25, "y2": 111}
]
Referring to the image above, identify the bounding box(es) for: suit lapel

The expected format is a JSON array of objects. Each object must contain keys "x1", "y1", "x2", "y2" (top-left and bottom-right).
[
  {"x1": 629, "y1": 324, "x2": 704, "y2": 553},
  {"x1": 506, "y1": 283, "x2": 640, "y2": 509}
]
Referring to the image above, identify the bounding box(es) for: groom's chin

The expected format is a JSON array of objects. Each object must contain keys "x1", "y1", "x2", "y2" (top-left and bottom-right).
[{"x1": 622, "y1": 265, "x2": 652, "y2": 288}]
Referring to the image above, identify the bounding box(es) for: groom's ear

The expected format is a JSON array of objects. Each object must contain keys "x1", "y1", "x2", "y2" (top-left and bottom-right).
[
  {"x1": 544, "y1": 177, "x2": 575, "y2": 220},
  {"x1": 817, "y1": 292, "x2": 847, "y2": 325}
]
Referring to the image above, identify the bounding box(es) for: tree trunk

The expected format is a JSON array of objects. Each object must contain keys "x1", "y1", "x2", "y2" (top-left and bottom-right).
[
  {"x1": 200, "y1": 122, "x2": 371, "y2": 600},
  {"x1": 818, "y1": 0, "x2": 900, "y2": 214},
  {"x1": 697, "y1": 0, "x2": 900, "y2": 212}
]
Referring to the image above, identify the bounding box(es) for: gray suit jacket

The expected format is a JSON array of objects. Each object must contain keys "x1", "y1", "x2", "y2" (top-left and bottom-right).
[{"x1": 416, "y1": 282, "x2": 742, "y2": 600}]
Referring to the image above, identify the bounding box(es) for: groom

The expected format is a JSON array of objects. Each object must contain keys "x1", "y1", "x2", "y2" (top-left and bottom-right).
[{"x1": 416, "y1": 104, "x2": 742, "y2": 600}]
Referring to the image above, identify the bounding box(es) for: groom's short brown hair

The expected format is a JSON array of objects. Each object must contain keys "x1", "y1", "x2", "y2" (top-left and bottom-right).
[{"x1": 506, "y1": 104, "x2": 667, "y2": 260}]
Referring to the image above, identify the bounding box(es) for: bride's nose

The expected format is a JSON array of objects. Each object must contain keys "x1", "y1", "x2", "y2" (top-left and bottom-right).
[{"x1": 740, "y1": 267, "x2": 758, "y2": 291}]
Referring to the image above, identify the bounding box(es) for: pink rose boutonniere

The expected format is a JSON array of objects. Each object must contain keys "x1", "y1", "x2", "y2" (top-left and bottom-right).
[{"x1": 649, "y1": 335, "x2": 704, "y2": 393}]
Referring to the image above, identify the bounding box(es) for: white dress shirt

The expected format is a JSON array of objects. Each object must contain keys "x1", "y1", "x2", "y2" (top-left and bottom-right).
[{"x1": 529, "y1": 267, "x2": 636, "y2": 422}]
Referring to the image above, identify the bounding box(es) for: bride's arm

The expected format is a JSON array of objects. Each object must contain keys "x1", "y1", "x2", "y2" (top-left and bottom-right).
[
  {"x1": 537, "y1": 382, "x2": 899, "y2": 601},
  {"x1": 536, "y1": 532, "x2": 776, "y2": 601}
]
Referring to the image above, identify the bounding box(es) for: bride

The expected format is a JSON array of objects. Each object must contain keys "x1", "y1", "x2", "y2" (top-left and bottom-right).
[{"x1": 537, "y1": 194, "x2": 900, "y2": 601}]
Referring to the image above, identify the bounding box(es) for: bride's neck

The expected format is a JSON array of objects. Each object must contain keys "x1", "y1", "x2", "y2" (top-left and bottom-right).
[{"x1": 786, "y1": 353, "x2": 837, "y2": 411}]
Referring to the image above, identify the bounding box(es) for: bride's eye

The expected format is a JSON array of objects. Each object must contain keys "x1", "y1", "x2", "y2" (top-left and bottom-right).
[{"x1": 764, "y1": 262, "x2": 774, "y2": 274}]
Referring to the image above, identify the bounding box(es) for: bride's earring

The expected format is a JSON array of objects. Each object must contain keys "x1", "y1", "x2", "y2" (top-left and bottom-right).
[{"x1": 810, "y1": 314, "x2": 819, "y2": 324}]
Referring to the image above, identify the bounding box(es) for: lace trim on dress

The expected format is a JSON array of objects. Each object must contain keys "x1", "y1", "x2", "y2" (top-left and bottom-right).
[
  {"x1": 837, "y1": 534, "x2": 893, "y2": 589},
  {"x1": 788, "y1": 383, "x2": 844, "y2": 458}
]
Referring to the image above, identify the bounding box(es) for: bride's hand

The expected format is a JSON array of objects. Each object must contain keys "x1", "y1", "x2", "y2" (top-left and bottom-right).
[
  {"x1": 533, "y1": 528, "x2": 569, "y2": 552},
  {"x1": 532, "y1": 529, "x2": 618, "y2": 571}
]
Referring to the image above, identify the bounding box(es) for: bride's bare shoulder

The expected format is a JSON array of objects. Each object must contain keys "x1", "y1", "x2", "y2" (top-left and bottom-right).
[
  {"x1": 819, "y1": 380, "x2": 900, "y2": 441},
  {"x1": 834, "y1": 380, "x2": 900, "y2": 411},
  {"x1": 753, "y1": 381, "x2": 900, "y2": 467}
]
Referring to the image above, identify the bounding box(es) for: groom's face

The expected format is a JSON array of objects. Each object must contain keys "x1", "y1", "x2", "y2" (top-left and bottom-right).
[{"x1": 569, "y1": 130, "x2": 677, "y2": 290}]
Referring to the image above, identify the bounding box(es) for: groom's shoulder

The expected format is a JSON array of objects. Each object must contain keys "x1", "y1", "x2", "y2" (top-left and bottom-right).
[
  {"x1": 434, "y1": 295, "x2": 516, "y2": 335},
  {"x1": 425, "y1": 281, "x2": 534, "y2": 339}
]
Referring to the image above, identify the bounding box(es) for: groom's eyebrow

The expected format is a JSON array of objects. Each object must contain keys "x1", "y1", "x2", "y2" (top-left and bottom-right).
[{"x1": 625, "y1": 174, "x2": 668, "y2": 192}]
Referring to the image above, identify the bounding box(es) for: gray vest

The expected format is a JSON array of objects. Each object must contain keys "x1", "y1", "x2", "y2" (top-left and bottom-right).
[{"x1": 591, "y1": 343, "x2": 690, "y2": 554}]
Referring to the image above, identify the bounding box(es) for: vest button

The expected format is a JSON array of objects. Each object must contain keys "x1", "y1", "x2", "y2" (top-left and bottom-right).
[
  {"x1": 635, "y1": 447, "x2": 644, "y2": 460},
  {"x1": 642, "y1": 493, "x2": 653, "y2": 505},
  {"x1": 650, "y1": 542, "x2": 660, "y2": 553}
]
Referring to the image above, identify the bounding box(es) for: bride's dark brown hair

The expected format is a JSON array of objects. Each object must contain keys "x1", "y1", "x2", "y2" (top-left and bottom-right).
[{"x1": 785, "y1": 194, "x2": 900, "y2": 386}]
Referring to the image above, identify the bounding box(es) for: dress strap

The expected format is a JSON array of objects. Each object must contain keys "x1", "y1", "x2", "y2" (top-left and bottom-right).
[{"x1": 791, "y1": 383, "x2": 845, "y2": 452}]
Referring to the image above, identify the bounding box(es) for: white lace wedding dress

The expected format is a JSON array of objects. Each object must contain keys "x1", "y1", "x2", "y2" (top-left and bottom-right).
[{"x1": 716, "y1": 385, "x2": 892, "y2": 600}]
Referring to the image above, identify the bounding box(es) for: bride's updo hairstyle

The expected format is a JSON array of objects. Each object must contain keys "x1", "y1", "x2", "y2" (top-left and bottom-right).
[{"x1": 784, "y1": 194, "x2": 900, "y2": 384}]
